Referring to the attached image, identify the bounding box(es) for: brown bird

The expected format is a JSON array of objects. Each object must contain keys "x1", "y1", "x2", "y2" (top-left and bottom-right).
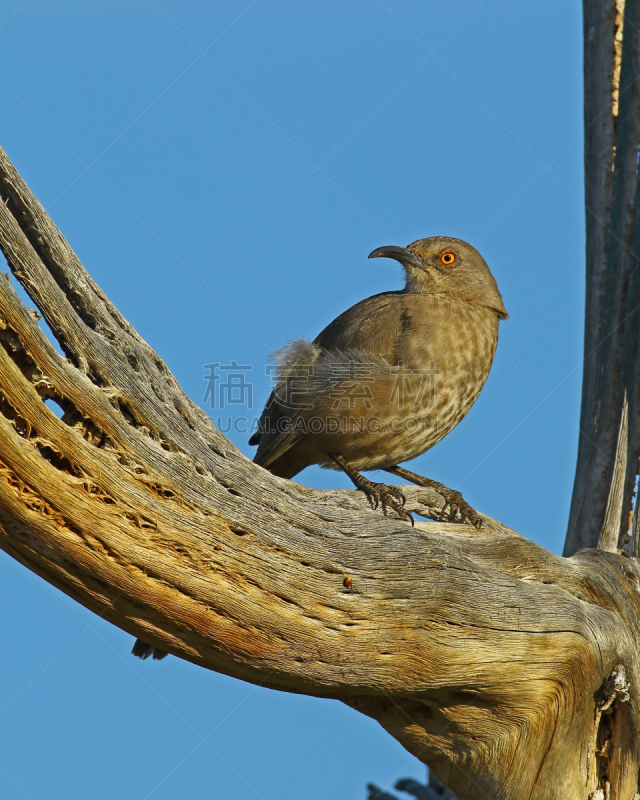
[
  {"x1": 133, "y1": 235, "x2": 506, "y2": 660},
  {"x1": 249, "y1": 236, "x2": 507, "y2": 526}
]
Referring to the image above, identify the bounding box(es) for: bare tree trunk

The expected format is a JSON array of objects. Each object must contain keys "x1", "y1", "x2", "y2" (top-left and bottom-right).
[
  {"x1": 566, "y1": 0, "x2": 640, "y2": 556},
  {"x1": 0, "y1": 3, "x2": 640, "y2": 798}
]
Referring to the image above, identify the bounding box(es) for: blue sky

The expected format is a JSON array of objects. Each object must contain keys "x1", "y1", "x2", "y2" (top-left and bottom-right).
[{"x1": 0, "y1": 1, "x2": 584, "y2": 798}]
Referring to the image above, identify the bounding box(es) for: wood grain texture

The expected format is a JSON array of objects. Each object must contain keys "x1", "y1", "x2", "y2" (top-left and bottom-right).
[
  {"x1": 5, "y1": 3, "x2": 640, "y2": 778},
  {"x1": 1, "y1": 148, "x2": 640, "y2": 798},
  {"x1": 567, "y1": 0, "x2": 640, "y2": 556},
  {"x1": 567, "y1": 0, "x2": 617, "y2": 554}
]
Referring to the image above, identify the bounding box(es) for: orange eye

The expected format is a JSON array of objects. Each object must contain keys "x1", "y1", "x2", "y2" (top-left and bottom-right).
[{"x1": 441, "y1": 252, "x2": 456, "y2": 266}]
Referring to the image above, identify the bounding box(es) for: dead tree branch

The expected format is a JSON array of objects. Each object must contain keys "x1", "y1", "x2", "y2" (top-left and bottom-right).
[
  {"x1": 567, "y1": 0, "x2": 640, "y2": 555},
  {"x1": 0, "y1": 146, "x2": 640, "y2": 798},
  {"x1": 1, "y1": 4, "x2": 640, "y2": 796}
]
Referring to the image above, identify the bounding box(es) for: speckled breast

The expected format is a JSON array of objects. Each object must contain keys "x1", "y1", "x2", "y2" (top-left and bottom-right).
[{"x1": 327, "y1": 301, "x2": 500, "y2": 471}]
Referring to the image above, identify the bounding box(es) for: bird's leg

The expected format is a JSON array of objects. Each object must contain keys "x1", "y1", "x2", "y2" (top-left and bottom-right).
[
  {"x1": 329, "y1": 453, "x2": 414, "y2": 525},
  {"x1": 385, "y1": 465, "x2": 482, "y2": 530}
]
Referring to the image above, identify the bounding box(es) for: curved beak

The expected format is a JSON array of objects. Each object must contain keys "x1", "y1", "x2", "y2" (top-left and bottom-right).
[{"x1": 368, "y1": 245, "x2": 424, "y2": 269}]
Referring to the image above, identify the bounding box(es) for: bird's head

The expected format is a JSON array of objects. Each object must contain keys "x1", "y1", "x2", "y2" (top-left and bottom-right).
[{"x1": 368, "y1": 236, "x2": 508, "y2": 319}]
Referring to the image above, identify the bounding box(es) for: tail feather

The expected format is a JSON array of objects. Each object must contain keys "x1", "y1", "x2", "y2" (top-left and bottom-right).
[{"x1": 131, "y1": 638, "x2": 168, "y2": 660}]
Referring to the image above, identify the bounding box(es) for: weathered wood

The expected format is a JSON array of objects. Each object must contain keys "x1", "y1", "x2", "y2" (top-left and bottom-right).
[
  {"x1": 2, "y1": 5, "x2": 640, "y2": 794},
  {"x1": 0, "y1": 146, "x2": 640, "y2": 798},
  {"x1": 566, "y1": 0, "x2": 640, "y2": 556},
  {"x1": 597, "y1": 0, "x2": 640, "y2": 553},
  {"x1": 566, "y1": 0, "x2": 618, "y2": 555},
  {"x1": 620, "y1": 176, "x2": 640, "y2": 555}
]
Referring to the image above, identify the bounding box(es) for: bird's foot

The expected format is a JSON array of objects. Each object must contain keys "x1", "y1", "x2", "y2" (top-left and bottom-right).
[
  {"x1": 384, "y1": 466, "x2": 482, "y2": 529},
  {"x1": 328, "y1": 453, "x2": 414, "y2": 525},
  {"x1": 430, "y1": 482, "x2": 482, "y2": 529},
  {"x1": 358, "y1": 478, "x2": 414, "y2": 525}
]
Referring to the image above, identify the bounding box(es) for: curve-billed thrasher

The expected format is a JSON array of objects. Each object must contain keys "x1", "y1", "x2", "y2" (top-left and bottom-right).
[
  {"x1": 249, "y1": 236, "x2": 507, "y2": 526},
  {"x1": 133, "y1": 235, "x2": 507, "y2": 660}
]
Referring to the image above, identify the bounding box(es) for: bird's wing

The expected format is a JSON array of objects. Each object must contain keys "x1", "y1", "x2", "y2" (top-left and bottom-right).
[
  {"x1": 251, "y1": 391, "x2": 306, "y2": 468},
  {"x1": 251, "y1": 293, "x2": 418, "y2": 471},
  {"x1": 313, "y1": 291, "x2": 412, "y2": 359},
  {"x1": 251, "y1": 339, "x2": 321, "y2": 469}
]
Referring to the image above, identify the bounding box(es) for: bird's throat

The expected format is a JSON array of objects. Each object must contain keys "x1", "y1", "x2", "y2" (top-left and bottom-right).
[{"x1": 403, "y1": 266, "x2": 437, "y2": 294}]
